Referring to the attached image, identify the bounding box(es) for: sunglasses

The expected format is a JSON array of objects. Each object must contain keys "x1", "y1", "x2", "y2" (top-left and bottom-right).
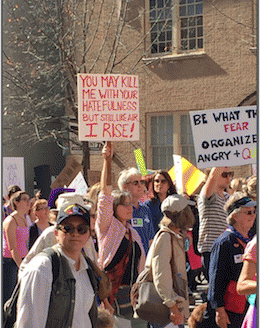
[
  {"x1": 58, "y1": 224, "x2": 90, "y2": 235},
  {"x1": 227, "y1": 196, "x2": 256, "y2": 215},
  {"x1": 221, "y1": 171, "x2": 234, "y2": 178},
  {"x1": 128, "y1": 180, "x2": 146, "y2": 186},
  {"x1": 154, "y1": 179, "x2": 168, "y2": 184}
]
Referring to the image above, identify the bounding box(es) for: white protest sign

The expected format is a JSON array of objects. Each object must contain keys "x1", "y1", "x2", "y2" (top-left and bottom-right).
[
  {"x1": 173, "y1": 154, "x2": 183, "y2": 194},
  {"x1": 189, "y1": 106, "x2": 257, "y2": 169},
  {"x1": 77, "y1": 73, "x2": 139, "y2": 141},
  {"x1": 3, "y1": 157, "x2": 25, "y2": 196},
  {"x1": 68, "y1": 171, "x2": 88, "y2": 196}
]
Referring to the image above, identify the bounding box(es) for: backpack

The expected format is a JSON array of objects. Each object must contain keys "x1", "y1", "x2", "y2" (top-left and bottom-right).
[{"x1": 3, "y1": 248, "x2": 60, "y2": 328}]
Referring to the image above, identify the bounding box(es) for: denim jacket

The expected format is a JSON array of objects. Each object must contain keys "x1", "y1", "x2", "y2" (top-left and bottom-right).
[{"x1": 43, "y1": 245, "x2": 98, "y2": 328}]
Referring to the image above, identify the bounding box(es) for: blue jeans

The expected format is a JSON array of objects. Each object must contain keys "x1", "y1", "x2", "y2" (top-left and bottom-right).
[{"x1": 3, "y1": 258, "x2": 18, "y2": 304}]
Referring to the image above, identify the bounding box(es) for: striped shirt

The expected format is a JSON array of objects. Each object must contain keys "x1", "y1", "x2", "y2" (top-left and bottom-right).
[{"x1": 197, "y1": 187, "x2": 229, "y2": 253}]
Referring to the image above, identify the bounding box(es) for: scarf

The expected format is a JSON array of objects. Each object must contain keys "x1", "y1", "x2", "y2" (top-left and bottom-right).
[
  {"x1": 228, "y1": 225, "x2": 251, "y2": 244},
  {"x1": 105, "y1": 231, "x2": 133, "y2": 305}
]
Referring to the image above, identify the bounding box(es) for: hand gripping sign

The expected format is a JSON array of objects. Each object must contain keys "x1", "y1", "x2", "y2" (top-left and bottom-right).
[
  {"x1": 189, "y1": 106, "x2": 257, "y2": 169},
  {"x1": 77, "y1": 73, "x2": 139, "y2": 141}
]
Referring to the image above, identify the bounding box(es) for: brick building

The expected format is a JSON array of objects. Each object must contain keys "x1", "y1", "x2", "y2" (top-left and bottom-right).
[
  {"x1": 3, "y1": 0, "x2": 256, "y2": 195},
  {"x1": 72, "y1": 0, "x2": 256, "y2": 188}
]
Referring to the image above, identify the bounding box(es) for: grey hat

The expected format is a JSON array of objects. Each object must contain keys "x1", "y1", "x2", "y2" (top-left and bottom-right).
[
  {"x1": 161, "y1": 194, "x2": 196, "y2": 214},
  {"x1": 56, "y1": 192, "x2": 86, "y2": 210}
]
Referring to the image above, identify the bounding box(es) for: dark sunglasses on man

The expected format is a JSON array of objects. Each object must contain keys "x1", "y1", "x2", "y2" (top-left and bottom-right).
[{"x1": 58, "y1": 224, "x2": 90, "y2": 235}]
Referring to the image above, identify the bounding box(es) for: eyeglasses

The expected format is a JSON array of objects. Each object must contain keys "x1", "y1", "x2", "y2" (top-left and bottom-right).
[
  {"x1": 127, "y1": 180, "x2": 146, "y2": 186},
  {"x1": 240, "y1": 210, "x2": 256, "y2": 216},
  {"x1": 221, "y1": 171, "x2": 234, "y2": 178},
  {"x1": 154, "y1": 179, "x2": 168, "y2": 184},
  {"x1": 58, "y1": 224, "x2": 90, "y2": 235}
]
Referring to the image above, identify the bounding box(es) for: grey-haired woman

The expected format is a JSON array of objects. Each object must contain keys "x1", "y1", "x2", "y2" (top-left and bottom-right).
[{"x1": 199, "y1": 192, "x2": 256, "y2": 328}]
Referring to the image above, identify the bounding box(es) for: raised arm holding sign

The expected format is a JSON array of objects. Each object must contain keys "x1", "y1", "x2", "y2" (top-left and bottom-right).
[
  {"x1": 203, "y1": 167, "x2": 233, "y2": 200},
  {"x1": 197, "y1": 166, "x2": 233, "y2": 281},
  {"x1": 95, "y1": 143, "x2": 146, "y2": 325},
  {"x1": 101, "y1": 142, "x2": 113, "y2": 193}
]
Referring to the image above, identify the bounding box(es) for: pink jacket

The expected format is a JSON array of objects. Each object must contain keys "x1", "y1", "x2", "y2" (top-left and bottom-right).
[{"x1": 95, "y1": 192, "x2": 145, "y2": 272}]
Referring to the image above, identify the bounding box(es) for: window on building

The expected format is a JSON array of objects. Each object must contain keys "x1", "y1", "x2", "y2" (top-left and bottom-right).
[
  {"x1": 149, "y1": 113, "x2": 196, "y2": 170},
  {"x1": 150, "y1": 0, "x2": 203, "y2": 54},
  {"x1": 150, "y1": 115, "x2": 174, "y2": 169}
]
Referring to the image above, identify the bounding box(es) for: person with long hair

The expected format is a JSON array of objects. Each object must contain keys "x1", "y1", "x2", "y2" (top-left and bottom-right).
[
  {"x1": 145, "y1": 170, "x2": 177, "y2": 233},
  {"x1": 28, "y1": 199, "x2": 51, "y2": 250},
  {"x1": 95, "y1": 142, "x2": 146, "y2": 327},
  {"x1": 3, "y1": 190, "x2": 30, "y2": 303},
  {"x1": 3, "y1": 185, "x2": 21, "y2": 220}
]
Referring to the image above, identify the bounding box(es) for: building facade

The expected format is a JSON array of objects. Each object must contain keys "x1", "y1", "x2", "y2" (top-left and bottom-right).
[{"x1": 83, "y1": 0, "x2": 257, "y2": 186}]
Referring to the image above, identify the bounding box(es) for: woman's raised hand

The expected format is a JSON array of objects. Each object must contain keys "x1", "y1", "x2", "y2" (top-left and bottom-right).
[{"x1": 102, "y1": 142, "x2": 114, "y2": 160}]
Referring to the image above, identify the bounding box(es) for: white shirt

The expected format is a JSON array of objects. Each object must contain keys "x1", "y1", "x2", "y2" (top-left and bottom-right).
[{"x1": 17, "y1": 245, "x2": 95, "y2": 328}]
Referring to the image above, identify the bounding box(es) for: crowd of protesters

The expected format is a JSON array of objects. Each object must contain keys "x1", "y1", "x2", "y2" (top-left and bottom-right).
[{"x1": 2, "y1": 142, "x2": 257, "y2": 328}]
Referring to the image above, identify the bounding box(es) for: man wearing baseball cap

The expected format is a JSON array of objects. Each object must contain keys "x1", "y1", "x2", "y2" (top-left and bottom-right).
[
  {"x1": 17, "y1": 202, "x2": 99, "y2": 328},
  {"x1": 19, "y1": 192, "x2": 96, "y2": 275}
]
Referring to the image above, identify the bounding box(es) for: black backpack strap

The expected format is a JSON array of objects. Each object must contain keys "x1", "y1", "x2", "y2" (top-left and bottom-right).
[
  {"x1": 28, "y1": 223, "x2": 39, "y2": 250},
  {"x1": 42, "y1": 247, "x2": 60, "y2": 283}
]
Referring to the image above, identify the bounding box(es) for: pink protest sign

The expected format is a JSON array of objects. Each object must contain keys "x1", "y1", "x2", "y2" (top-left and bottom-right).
[{"x1": 77, "y1": 73, "x2": 139, "y2": 141}]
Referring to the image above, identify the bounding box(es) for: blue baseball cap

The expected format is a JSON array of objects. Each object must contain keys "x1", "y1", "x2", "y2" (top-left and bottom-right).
[
  {"x1": 227, "y1": 196, "x2": 257, "y2": 215},
  {"x1": 56, "y1": 203, "x2": 90, "y2": 225}
]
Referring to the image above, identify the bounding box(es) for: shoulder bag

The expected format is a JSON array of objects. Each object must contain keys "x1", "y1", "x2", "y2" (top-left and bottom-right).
[{"x1": 131, "y1": 231, "x2": 187, "y2": 326}]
